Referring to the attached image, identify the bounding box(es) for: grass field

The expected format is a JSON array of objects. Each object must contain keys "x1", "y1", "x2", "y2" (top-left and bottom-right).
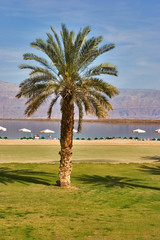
[
  {"x1": 1, "y1": 144, "x2": 160, "y2": 163},
  {"x1": 0, "y1": 145, "x2": 160, "y2": 239}
]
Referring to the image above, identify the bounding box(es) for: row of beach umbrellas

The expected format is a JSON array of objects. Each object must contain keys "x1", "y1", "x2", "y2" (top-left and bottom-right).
[
  {"x1": 0, "y1": 126, "x2": 78, "y2": 134},
  {"x1": 17, "y1": 128, "x2": 78, "y2": 133},
  {"x1": 18, "y1": 128, "x2": 55, "y2": 134},
  {"x1": 1, "y1": 126, "x2": 160, "y2": 135},
  {"x1": 18, "y1": 128, "x2": 78, "y2": 133},
  {"x1": 133, "y1": 128, "x2": 160, "y2": 133},
  {"x1": 0, "y1": 126, "x2": 55, "y2": 134},
  {"x1": 18, "y1": 128, "x2": 56, "y2": 139}
]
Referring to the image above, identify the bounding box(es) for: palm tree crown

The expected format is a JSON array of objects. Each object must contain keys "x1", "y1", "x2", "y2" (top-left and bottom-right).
[{"x1": 17, "y1": 24, "x2": 118, "y2": 132}]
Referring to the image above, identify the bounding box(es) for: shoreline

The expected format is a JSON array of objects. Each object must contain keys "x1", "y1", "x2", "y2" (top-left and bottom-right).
[
  {"x1": 1, "y1": 139, "x2": 160, "y2": 145},
  {"x1": 1, "y1": 118, "x2": 160, "y2": 124}
]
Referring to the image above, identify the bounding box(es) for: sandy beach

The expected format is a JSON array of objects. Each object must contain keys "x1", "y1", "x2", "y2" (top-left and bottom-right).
[{"x1": 1, "y1": 138, "x2": 160, "y2": 145}]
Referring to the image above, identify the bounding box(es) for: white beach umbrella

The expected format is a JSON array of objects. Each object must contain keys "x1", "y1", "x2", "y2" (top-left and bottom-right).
[
  {"x1": 0, "y1": 126, "x2": 7, "y2": 131},
  {"x1": 18, "y1": 128, "x2": 32, "y2": 138},
  {"x1": 73, "y1": 129, "x2": 78, "y2": 133},
  {"x1": 40, "y1": 129, "x2": 55, "y2": 133},
  {"x1": 132, "y1": 129, "x2": 146, "y2": 133},
  {"x1": 18, "y1": 128, "x2": 31, "y2": 133},
  {"x1": 155, "y1": 129, "x2": 160, "y2": 133}
]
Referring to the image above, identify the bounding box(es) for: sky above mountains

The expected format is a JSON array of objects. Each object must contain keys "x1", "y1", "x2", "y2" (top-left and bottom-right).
[{"x1": 0, "y1": 0, "x2": 159, "y2": 89}]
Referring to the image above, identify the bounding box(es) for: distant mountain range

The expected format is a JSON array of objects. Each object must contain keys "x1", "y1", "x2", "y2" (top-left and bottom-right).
[{"x1": 0, "y1": 80, "x2": 160, "y2": 120}]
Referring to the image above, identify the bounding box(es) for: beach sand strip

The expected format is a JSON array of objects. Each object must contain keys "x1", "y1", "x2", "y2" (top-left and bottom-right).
[{"x1": 1, "y1": 139, "x2": 160, "y2": 145}]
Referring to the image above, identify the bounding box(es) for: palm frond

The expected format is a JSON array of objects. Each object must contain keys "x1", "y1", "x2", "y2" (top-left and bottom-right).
[
  {"x1": 60, "y1": 24, "x2": 75, "y2": 70},
  {"x1": 84, "y1": 63, "x2": 118, "y2": 77},
  {"x1": 88, "y1": 96, "x2": 108, "y2": 118},
  {"x1": 84, "y1": 77, "x2": 119, "y2": 98},
  {"x1": 24, "y1": 90, "x2": 51, "y2": 116},
  {"x1": 89, "y1": 90, "x2": 113, "y2": 111},
  {"x1": 98, "y1": 43, "x2": 115, "y2": 54},
  {"x1": 19, "y1": 64, "x2": 57, "y2": 81},
  {"x1": 50, "y1": 26, "x2": 63, "y2": 52},
  {"x1": 78, "y1": 36, "x2": 103, "y2": 71},
  {"x1": 74, "y1": 26, "x2": 91, "y2": 55},
  {"x1": 29, "y1": 69, "x2": 56, "y2": 80},
  {"x1": 30, "y1": 39, "x2": 64, "y2": 70},
  {"x1": 23, "y1": 53, "x2": 54, "y2": 71},
  {"x1": 46, "y1": 33, "x2": 65, "y2": 65},
  {"x1": 17, "y1": 79, "x2": 57, "y2": 99},
  {"x1": 16, "y1": 83, "x2": 45, "y2": 99},
  {"x1": 47, "y1": 95, "x2": 59, "y2": 118},
  {"x1": 77, "y1": 93, "x2": 95, "y2": 115}
]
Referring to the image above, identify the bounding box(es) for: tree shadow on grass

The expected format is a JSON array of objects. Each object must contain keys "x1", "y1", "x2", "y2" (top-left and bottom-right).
[
  {"x1": 140, "y1": 165, "x2": 160, "y2": 175},
  {"x1": 0, "y1": 167, "x2": 55, "y2": 185},
  {"x1": 141, "y1": 155, "x2": 160, "y2": 162},
  {"x1": 75, "y1": 175, "x2": 160, "y2": 191}
]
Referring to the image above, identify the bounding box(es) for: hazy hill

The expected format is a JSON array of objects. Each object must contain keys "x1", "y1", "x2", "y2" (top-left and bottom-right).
[
  {"x1": 0, "y1": 81, "x2": 160, "y2": 119},
  {"x1": 110, "y1": 89, "x2": 160, "y2": 119},
  {"x1": 0, "y1": 81, "x2": 59, "y2": 119}
]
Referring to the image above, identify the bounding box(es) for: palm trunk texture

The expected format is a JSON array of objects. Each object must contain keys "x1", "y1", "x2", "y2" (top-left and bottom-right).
[{"x1": 57, "y1": 95, "x2": 74, "y2": 187}]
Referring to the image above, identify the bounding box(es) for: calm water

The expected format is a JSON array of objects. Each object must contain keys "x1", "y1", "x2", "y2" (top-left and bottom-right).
[{"x1": 1, "y1": 120, "x2": 160, "y2": 139}]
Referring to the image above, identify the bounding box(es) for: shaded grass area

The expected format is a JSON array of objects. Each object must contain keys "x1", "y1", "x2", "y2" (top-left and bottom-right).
[
  {"x1": 1, "y1": 145, "x2": 160, "y2": 163},
  {"x1": 0, "y1": 163, "x2": 160, "y2": 240}
]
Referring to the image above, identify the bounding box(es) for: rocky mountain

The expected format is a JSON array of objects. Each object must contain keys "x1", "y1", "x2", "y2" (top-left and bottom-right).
[
  {"x1": 0, "y1": 81, "x2": 160, "y2": 119},
  {"x1": 0, "y1": 81, "x2": 60, "y2": 119},
  {"x1": 110, "y1": 89, "x2": 160, "y2": 119}
]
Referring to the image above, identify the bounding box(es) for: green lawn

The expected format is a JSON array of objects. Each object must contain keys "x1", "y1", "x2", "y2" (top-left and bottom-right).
[
  {"x1": 0, "y1": 145, "x2": 160, "y2": 239},
  {"x1": 0, "y1": 145, "x2": 160, "y2": 163},
  {"x1": 0, "y1": 163, "x2": 160, "y2": 240}
]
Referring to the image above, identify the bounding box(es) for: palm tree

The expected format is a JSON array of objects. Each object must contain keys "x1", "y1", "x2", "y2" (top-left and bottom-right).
[{"x1": 16, "y1": 24, "x2": 119, "y2": 187}]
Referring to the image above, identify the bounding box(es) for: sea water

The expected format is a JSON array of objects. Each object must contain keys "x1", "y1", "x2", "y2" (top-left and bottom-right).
[{"x1": 0, "y1": 119, "x2": 160, "y2": 139}]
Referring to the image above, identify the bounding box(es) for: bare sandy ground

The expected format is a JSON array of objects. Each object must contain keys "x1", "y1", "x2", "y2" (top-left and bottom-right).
[{"x1": 1, "y1": 139, "x2": 160, "y2": 145}]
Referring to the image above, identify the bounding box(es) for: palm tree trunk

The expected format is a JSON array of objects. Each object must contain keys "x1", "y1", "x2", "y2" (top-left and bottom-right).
[{"x1": 57, "y1": 94, "x2": 74, "y2": 187}]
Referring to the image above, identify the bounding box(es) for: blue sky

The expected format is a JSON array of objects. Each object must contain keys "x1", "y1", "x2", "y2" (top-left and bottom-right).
[{"x1": 0, "y1": 0, "x2": 159, "y2": 89}]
